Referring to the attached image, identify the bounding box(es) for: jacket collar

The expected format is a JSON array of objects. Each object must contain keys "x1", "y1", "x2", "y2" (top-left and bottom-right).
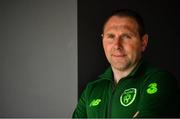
[{"x1": 98, "y1": 58, "x2": 145, "y2": 81}]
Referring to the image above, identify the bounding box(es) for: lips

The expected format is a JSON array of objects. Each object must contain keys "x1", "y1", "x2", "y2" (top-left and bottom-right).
[{"x1": 112, "y1": 54, "x2": 126, "y2": 57}]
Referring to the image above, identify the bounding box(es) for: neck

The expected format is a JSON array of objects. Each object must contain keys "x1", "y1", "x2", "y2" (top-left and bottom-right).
[{"x1": 112, "y1": 62, "x2": 138, "y2": 84}]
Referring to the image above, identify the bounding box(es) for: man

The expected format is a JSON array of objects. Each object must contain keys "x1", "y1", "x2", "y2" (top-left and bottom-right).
[{"x1": 73, "y1": 9, "x2": 179, "y2": 118}]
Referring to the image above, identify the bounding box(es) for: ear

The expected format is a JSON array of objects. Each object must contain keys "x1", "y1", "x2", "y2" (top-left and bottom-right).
[{"x1": 141, "y1": 34, "x2": 148, "y2": 52}]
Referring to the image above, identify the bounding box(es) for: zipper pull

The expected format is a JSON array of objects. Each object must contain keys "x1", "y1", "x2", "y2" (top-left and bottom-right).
[{"x1": 133, "y1": 111, "x2": 139, "y2": 118}]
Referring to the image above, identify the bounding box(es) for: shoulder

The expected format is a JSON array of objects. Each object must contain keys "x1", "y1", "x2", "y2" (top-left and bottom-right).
[
  {"x1": 137, "y1": 60, "x2": 178, "y2": 93},
  {"x1": 140, "y1": 61, "x2": 177, "y2": 86},
  {"x1": 142, "y1": 67, "x2": 178, "y2": 95},
  {"x1": 144, "y1": 66, "x2": 177, "y2": 85},
  {"x1": 79, "y1": 67, "x2": 113, "y2": 99},
  {"x1": 84, "y1": 67, "x2": 113, "y2": 92},
  {"x1": 85, "y1": 78, "x2": 110, "y2": 92}
]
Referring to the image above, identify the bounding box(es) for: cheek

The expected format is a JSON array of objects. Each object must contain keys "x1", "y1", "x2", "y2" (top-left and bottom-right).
[
  {"x1": 125, "y1": 43, "x2": 141, "y2": 55},
  {"x1": 103, "y1": 42, "x2": 111, "y2": 54}
]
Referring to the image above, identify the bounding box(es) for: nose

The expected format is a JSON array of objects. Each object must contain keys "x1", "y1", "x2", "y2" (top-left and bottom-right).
[{"x1": 113, "y1": 37, "x2": 123, "y2": 50}]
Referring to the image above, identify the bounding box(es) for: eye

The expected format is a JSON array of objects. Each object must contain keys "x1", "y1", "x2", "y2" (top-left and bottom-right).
[
  {"x1": 106, "y1": 34, "x2": 115, "y2": 39},
  {"x1": 121, "y1": 34, "x2": 131, "y2": 40}
]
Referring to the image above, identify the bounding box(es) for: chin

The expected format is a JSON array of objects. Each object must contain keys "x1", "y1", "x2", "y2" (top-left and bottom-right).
[
  {"x1": 112, "y1": 61, "x2": 133, "y2": 71},
  {"x1": 112, "y1": 64, "x2": 129, "y2": 71}
]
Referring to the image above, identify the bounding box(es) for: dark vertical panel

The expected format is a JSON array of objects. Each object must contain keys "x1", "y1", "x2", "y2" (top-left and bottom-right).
[{"x1": 78, "y1": 0, "x2": 180, "y2": 97}]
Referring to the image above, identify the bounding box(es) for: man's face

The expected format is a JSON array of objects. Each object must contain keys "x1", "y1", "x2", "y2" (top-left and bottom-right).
[{"x1": 102, "y1": 16, "x2": 148, "y2": 71}]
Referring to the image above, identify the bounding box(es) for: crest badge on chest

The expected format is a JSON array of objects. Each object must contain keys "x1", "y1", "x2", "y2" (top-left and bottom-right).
[{"x1": 120, "y1": 88, "x2": 137, "y2": 106}]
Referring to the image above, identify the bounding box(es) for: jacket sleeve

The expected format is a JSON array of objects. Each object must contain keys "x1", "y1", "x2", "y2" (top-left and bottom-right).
[
  {"x1": 72, "y1": 86, "x2": 87, "y2": 118},
  {"x1": 135, "y1": 71, "x2": 179, "y2": 118}
]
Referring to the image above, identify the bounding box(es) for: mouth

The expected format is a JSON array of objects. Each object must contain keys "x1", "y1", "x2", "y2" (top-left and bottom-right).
[{"x1": 112, "y1": 54, "x2": 127, "y2": 57}]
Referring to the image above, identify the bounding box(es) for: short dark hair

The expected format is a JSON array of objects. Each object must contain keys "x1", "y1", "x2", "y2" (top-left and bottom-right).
[{"x1": 103, "y1": 9, "x2": 146, "y2": 37}]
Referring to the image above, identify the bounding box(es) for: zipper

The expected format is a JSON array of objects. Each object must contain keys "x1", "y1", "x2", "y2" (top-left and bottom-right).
[
  {"x1": 107, "y1": 77, "x2": 131, "y2": 118},
  {"x1": 107, "y1": 81, "x2": 116, "y2": 118}
]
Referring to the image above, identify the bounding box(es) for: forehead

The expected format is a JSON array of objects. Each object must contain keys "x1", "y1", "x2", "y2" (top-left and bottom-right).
[{"x1": 104, "y1": 16, "x2": 138, "y2": 33}]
